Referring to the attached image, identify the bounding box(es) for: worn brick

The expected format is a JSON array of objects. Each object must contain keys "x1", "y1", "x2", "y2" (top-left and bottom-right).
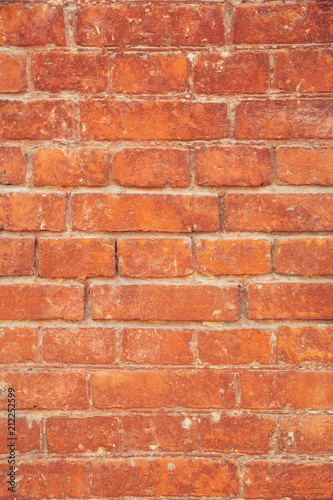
[
  {"x1": 0, "y1": 327, "x2": 38, "y2": 363},
  {"x1": 0, "y1": 54, "x2": 26, "y2": 92},
  {"x1": 0, "y1": 238, "x2": 35, "y2": 276},
  {"x1": 279, "y1": 415, "x2": 333, "y2": 454},
  {"x1": 276, "y1": 238, "x2": 333, "y2": 275},
  {"x1": 0, "y1": 415, "x2": 40, "y2": 453},
  {"x1": 0, "y1": 146, "x2": 25, "y2": 185},
  {"x1": 276, "y1": 146, "x2": 333, "y2": 185},
  {"x1": 278, "y1": 326, "x2": 333, "y2": 365}
]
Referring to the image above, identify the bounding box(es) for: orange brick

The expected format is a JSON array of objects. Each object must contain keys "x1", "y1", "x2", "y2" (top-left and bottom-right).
[
  {"x1": 198, "y1": 329, "x2": 274, "y2": 365},
  {"x1": 121, "y1": 328, "x2": 194, "y2": 365},
  {"x1": 43, "y1": 327, "x2": 116, "y2": 365},
  {"x1": 80, "y1": 100, "x2": 230, "y2": 140},
  {"x1": 0, "y1": 327, "x2": 38, "y2": 363},
  {"x1": 33, "y1": 148, "x2": 109, "y2": 187},
  {"x1": 276, "y1": 146, "x2": 333, "y2": 185},
  {"x1": 276, "y1": 238, "x2": 333, "y2": 275},
  {"x1": 113, "y1": 53, "x2": 189, "y2": 93},
  {"x1": 72, "y1": 193, "x2": 219, "y2": 232},
  {"x1": 113, "y1": 148, "x2": 190, "y2": 187},
  {"x1": 39, "y1": 238, "x2": 115, "y2": 278},
  {"x1": 0, "y1": 284, "x2": 84, "y2": 320},
  {"x1": 118, "y1": 238, "x2": 193, "y2": 277},
  {"x1": 278, "y1": 326, "x2": 333, "y2": 365},
  {"x1": 0, "y1": 238, "x2": 35, "y2": 276},
  {"x1": 0, "y1": 54, "x2": 26, "y2": 92},
  {"x1": 196, "y1": 239, "x2": 271, "y2": 275},
  {"x1": 248, "y1": 283, "x2": 333, "y2": 320},
  {"x1": 195, "y1": 145, "x2": 271, "y2": 187},
  {"x1": 92, "y1": 371, "x2": 236, "y2": 408},
  {"x1": 0, "y1": 415, "x2": 40, "y2": 453},
  {"x1": 91, "y1": 284, "x2": 239, "y2": 322},
  {"x1": 0, "y1": 146, "x2": 25, "y2": 185},
  {"x1": 279, "y1": 415, "x2": 333, "y2": 454}
]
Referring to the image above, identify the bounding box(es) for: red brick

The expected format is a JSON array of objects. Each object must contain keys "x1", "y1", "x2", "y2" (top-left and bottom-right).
[
  {"x1": 0, "y1": 54, "x2": 26, "y2": 92},
  {"x1": 0, "y1": 327, "x2": 38, "y2": 363},
  {"x1": 198, "y1": 329, "x2": 274, "y2": 365},
  {"x1": 0, "y1": 284, "x2": 84, "y2": 320},
  {"x1": 80, "y1": 100, "x2": 230, "y2": 140},
  {"x1": 0, "y1": 6, "x2": 65, "y2": 46},
  {"x1": 226, "y1": 194, "x2": 333, "y2": 232},
  {"x1": 196, "y1": 239, "x2": 271, "y2": 275},
  {"x1": 199, "y1": 414, "x2": 275, "y2": 453},
  {"x1": 33, "y1": 51, "x2": 108, "y2": 93},
  {"x1": 241, "y1": 371, "x2": 333, "y2": 410},
  {"x1": 0, "y1": 146, "x2": 25, "y2": 184},
  {"x1": 248, "y1": 283, "x2": 333, "y2": 320},
  {"x1": 121, "y1": 328, "x2": 194, "y2": 365},
  {"x1": 77, "y1": 5, "x2": 225, "y2": 47},
  {"x1": 33, "y1": 148, "x2": 109, "y2": 187},
  {"x1": 91, "y1": 284, "x2": 239, "y2": 322},
  {"x1": 72, "y1": 193, "x2": 219, "y2": 232},
  {"x1": 236, "y1": 99, "x2": 333, "y2": 139},
  {"x1": 278, "y1": 326, "x2": 333, "y2": 365},
  {"x1": 195, "y1": 145, "x2": 271, "y2": 187},
  {"x1": 113, "y1": 53, "x2": 189, "y2": 93},
  {"x1": 234, "y1": 4, "x2": 333, "y2": 45},
  {"x1": 0, "y1": 415, "x2": 40, "y2": 453},
  {"x1": 92, "y1": 371, "x2": 236, "y2": 408},
  {"x1": 276, "y1": 238, "x2": 333, "y2": 275},
  {"x1": 0, "y1": 193, "x2": 66, "y2": 231},
  {"x1": 118, "y1": 238, "x2": 193, "y2": 277},
  {"x1": 194, "y1": 52, "x2": 269, "y2": 94},
  {"x1": 276, "y1": 146, "x2": 333, "y2": 185},
  {"x1": 113, "y1": 148, "x2": 190, "y2": 187},
  {"x1": 0, "y1": 372, "x2": 88, "y2": 410},
  {"x1": 0, "y1": 100, "x2": 76, "y2": 140},
  {"x1": 43, "y1": 327, "x2": 116, "y2": 364},
  {"x1": 122, "y1": 414, "x2": 197, "y2": 452},
  {"x1": 275, "y1": 49, "x2": 333, "y2": 93},
  {"x1": 39, "y1": 238, "x2": 115, "y2": 278},
  {"x1": 46, "y1": 417, "x2": 119, "y2": 453},
  {"x1": 0, "y1": 238, "x2": 35, "y2": 276},
  {"x1": 93, "y1": 458, "x2": 238, "y2": 497},
  {"x1": 279, "y1": 415, "x2": 333, "y2": 454},
  {"x1": 244, "y1": 461, "x2": 333, "y2": 499}
]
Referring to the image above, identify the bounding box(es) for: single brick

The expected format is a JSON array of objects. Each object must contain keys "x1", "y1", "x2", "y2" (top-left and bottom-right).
[
  {"x1": 33, "y1": 148, "x2": 109, "y2": 187},
  {"x1": 0, "y1": 284, "x2": 84, "y2": 320},
  {"x1": 118, "y1": 238, "x2": 193, "y2": 277},
  {"x1": 0, "y1": 416, "x2": 40, "y2": 453},
  {"x1": 43, "y1": 327, "x2": 116, "y2": 365},
  {"x1": 276, "y1": 238, "x2": 333, "y2": 275},
  {"x1": 121, "y1": 328, "x2": 194, "y2": 365},
  {"x1": 0, "y1": 327, "x2": 38, "y2": 363},
  {"x1": 80, "y1": 100, "x2": 230, "y2": 141},
  {"x1": 77, "y1": 5, "x2": 225, "y2": 47},
  {"x1": 46, "y1": 417, "x2": 119, "y2": 453},
  {"x1": 0, "y1": 238, "x2": 35, "y2": 276},
  {"x1": 198, "y1": 329, "x2": 274, "y2": 365},
  {"x1": 113, "y1": 148, "x2": 190, "y2": 188},
  {"x1": 92, "y1": 371, "x2": 236, "y2": 408},
  {"x1": 226, "y1": 194, "x2": 333, "y2": 232},
  {"x1": 0, "y1": 5, "x2": 65, "y2": 46},
  {"x1": 195, "y1": 145, "x2": 271, "y2": 187},
  {"x1": 91, "y1": 284, "x2": 239, "y2": 322},
  {"x1": 72, "y1": 193, "x2": 219, "y2": 232},
  {"x1": 278, "y1": 326, "x2": 333, "y2": 365},
  {"x1": 194, "y1": 52, "x2": 269, "y2": 94},
  {"x1": 196, "y1": 239, "x2": 271, "y2": 275},
  {"x1": 248, "y1": 283, "x2": 333, "y2": 320},
  {"x1": 241, "y1": 371, "x2": 333, "y2": 409},
  {"x1": 113, "y1": 53, "x2": 189, "y2": 93},
  {"x1": 276, "y1": 146, "x2": 333, "y2": 185},
  {"x1": 0, "y1": 54, "x2": 26, "y2": 92},
  {"x1": 0, "y1": 193, "x2": 66, "y2": 231},
  {"x1": 0, "y1": 100, "x2": 76, "y2": 140},
  {"x1": 236, "y1": 99, "x2": 333, "y2": 139},
  {"x1": 0, "y1": 146, "x2": 25, "y2": 185},
  {"x1": 39, "y1": 238, "x2": 115, "y2": 278},
  {"x1": 279, "y1": 415, "x2": 333, "y2": 454}
]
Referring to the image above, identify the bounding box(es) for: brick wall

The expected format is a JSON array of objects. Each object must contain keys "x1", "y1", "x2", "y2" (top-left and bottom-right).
[{"x1": 0, "y1": 1, "x2": 333, "y2": 499}]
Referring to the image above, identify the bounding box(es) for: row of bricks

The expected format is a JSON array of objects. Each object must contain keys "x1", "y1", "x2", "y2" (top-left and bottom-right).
[
  {"x1": 3, "y1": 49, "x2": 333, "y2": 95},
  {"x1": 0, "y1": 282, "x2": 332, "y2": 320},
  {"x1": 2, "y1": 145, "x2": 333, "y2": 187},
  {"x1": 1, "y1": 192, "x2": 333, "y2": 232},
  {"x1": 2, "y1": 237, "x2": 333, "y2": 278},
  {"x1": 2, "y1": 325, "x2": 332, "y2": 366},
  {"x1": 0, "y1": 4, "x2": 332, "y2": 47},
  {"x1": 1, "y1": 369, "x2": 333, "y2": 409},
  {"x1": 2, "y1": 99, "x2": 333, "y2": 140}
]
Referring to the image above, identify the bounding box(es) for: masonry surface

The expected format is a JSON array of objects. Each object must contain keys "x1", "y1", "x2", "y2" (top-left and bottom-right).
[{"x1": 0, "y1": 0, "x2": 333, "y2": 498}]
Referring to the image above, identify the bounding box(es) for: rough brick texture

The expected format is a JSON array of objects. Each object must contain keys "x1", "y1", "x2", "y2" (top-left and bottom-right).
[{"x1": 1, "y1": 1, "x2": 332, "y2": 499}]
